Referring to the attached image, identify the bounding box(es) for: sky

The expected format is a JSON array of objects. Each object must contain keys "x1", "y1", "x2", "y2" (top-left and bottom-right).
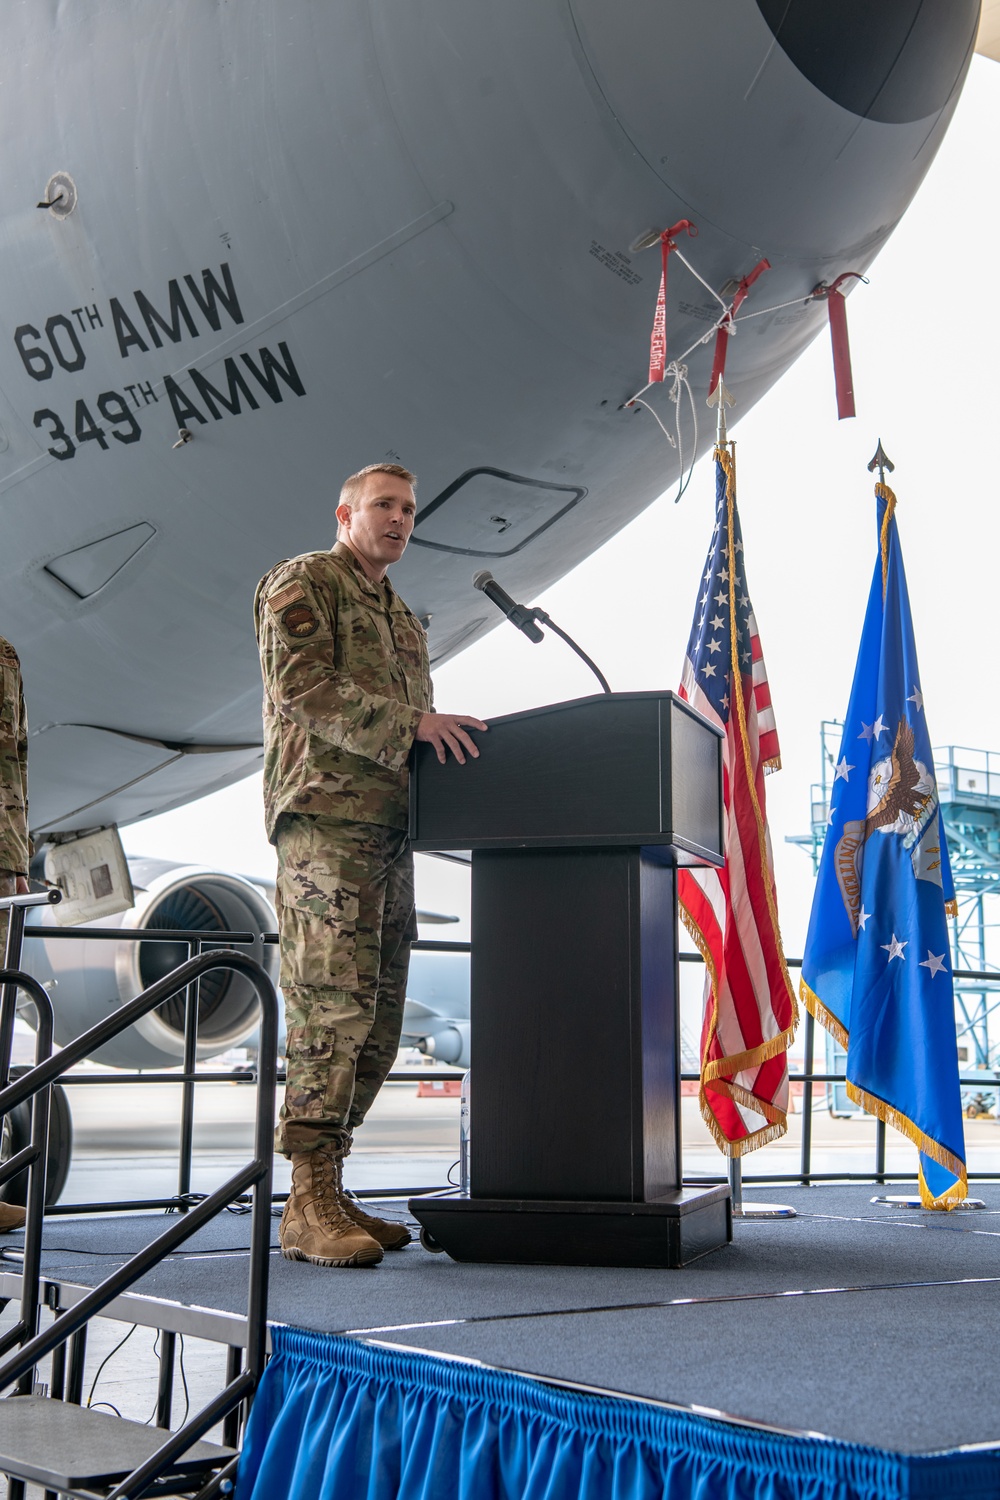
[{"x1": 124, "y1": 57, "x2": 1000, "y2": 961}]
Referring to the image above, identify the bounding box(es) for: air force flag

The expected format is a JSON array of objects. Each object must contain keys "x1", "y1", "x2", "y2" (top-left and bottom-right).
[{"x1": 800, "y1": 483, "x2": 966, "y2": 1208}]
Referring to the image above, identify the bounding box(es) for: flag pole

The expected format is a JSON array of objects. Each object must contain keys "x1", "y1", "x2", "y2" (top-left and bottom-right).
[
  {"x1": 727, "y1": 1154, "x2": 743, "y2": 1215},
  {"x1": 726, "y1": 1154, "x2": 797, "y2": 1221},
  {"x1": 706, "y1": 373, "x2": 734, "y2": 448},
  {"x1": 705, "y1": 375, "x2": 796, "y2": 1220}
]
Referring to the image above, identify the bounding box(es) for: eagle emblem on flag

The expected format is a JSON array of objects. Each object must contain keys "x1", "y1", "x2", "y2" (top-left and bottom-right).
[{"x1": 833, "y1": 718, "x2": 938, "y2": 936}]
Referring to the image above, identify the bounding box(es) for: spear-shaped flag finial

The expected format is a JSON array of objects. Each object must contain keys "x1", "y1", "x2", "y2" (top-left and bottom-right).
[
  {"x1": 867, "y1": 440, "x2": 895, "y2": 488},
  {"x1": 707, "y1": 376, "x2": 735, "y2": 446}
]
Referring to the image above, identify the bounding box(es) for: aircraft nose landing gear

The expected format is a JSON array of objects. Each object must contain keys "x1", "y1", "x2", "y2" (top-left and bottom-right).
[{"x1": 0, "y1": 1069, "x2": 73, "y2": 1207}]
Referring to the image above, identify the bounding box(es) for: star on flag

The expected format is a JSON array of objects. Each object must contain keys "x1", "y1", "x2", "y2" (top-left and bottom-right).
[
  {"x1": 858, "y1": 715, "x2": 887, "y2": 743},
  {"x1": 881, "y1": 934, "x2": 907, "y2": 962},
  {"x1": 920, "y1": 951, "x2": 947, "y2": 978}
]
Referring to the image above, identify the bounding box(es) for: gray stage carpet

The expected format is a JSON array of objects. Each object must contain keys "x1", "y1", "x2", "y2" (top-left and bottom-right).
[{"x1": 9, "y1": 1184, "x2": 999, "y2": 1454}]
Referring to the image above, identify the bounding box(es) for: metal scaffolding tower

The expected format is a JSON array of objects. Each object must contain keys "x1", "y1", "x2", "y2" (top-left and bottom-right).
[{"x1": 788, "y1": 723, "x2": 1000, "y2": 1099}]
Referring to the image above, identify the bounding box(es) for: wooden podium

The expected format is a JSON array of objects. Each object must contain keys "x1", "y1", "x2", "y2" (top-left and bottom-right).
[{"x1": 407, "y1": 691, "x2": 732, "y2": 1267}]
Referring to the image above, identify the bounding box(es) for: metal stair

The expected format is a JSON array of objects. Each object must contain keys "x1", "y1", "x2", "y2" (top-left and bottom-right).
[
  {"x1": 0, "y1": 887, "x2": 279, "y2": 1500},
  {"x1": 0, "y1": 1394, "x2": 237, "y2": 1497}
]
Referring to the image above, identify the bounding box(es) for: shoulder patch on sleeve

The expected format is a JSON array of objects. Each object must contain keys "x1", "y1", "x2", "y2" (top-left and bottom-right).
[
  {"x1": 281, "y1": 602, "x2": 320, "y2": 639},
  {"x1": 267, "y1": 580, "x2": 306, "y2": 613}
]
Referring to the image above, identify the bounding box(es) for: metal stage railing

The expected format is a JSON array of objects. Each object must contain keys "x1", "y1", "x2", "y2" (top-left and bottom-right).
[
  {"x1": 261, "y1": 933, "x2": 1000, "y2": 1195},
  {"x1": 0, "y1": 886, "x2": 279, "y2": 1500},
  {"x1": 4, "y1": 920, "x2": 998, "y2": 1209},
  {"x1": 684, "y1": 952, "x2": 1000, "y2": 1188},
  {"x1": 17, "y1": 917, "x2": 262, "y2": 1216},
  {"x1": 264, "y1": 935, "x2": 1000, "y2": 1195}
]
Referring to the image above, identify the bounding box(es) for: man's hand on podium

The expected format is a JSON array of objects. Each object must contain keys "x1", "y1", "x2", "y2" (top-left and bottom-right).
[{"x1": 415, "y1": 713, "x2": 488, "y2": 765}]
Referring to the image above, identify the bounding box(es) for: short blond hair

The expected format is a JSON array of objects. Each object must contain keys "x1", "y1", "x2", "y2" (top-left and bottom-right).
[{"x1": 339, "y1": 462, "x2": 417, "y2": 512}]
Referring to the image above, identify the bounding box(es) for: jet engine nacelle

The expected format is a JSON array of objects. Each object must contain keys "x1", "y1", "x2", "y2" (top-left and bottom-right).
[
  {"x1": 401, "y1": 949, "x2": 471, "y2": 1069},
  {"x1": 22, "y1": 858, "x2": 279, "y2": 1070},
  {"x1": 416, "y1": 1020, "x2": 471, "y2": 1070}
]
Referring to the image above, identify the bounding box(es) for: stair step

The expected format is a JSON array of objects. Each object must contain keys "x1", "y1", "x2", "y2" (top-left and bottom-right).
[{"x1": 0, "y1": 1394, "x2": 236, "y2": 1491}]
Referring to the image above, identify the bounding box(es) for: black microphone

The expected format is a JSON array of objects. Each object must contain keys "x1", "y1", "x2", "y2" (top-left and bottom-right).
[{"x1": 472, "y1": 570, "x2": 544, "y2": 643}]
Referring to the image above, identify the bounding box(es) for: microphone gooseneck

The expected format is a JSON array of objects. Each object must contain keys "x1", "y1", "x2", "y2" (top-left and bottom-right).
[{"x1": 470, "y1": 572, "x2": 611, "y2": 693}]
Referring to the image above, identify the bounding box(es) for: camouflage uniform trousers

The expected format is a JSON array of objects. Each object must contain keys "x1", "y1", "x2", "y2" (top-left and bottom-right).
[{"x1": 274, "y1": 814, "x2": 416, "y2": 1157}]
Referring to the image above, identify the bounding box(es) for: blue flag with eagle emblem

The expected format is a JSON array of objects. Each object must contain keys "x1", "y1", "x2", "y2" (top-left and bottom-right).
[{"x1": 800, "y1": 480, "x2": 966, "y2": 1208}]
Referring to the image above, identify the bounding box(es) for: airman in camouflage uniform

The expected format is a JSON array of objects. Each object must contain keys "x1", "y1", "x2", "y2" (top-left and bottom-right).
[
  {"x1": 255, "y1": 462, "x2": 485, "y2": 1267},
  {"x1": 0, "y1": 639, "x2": 30, "y2": 1233}
]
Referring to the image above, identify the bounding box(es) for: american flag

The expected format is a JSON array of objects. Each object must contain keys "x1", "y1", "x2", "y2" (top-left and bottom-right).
[{"x1": 677, "y1": 446, "x2": 797, "y2": 1155}]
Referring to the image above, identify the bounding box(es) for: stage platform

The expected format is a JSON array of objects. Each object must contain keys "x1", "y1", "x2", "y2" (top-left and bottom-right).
[{"x1": 4, "y1": 1181, "x2": 998, "y2": 1463}]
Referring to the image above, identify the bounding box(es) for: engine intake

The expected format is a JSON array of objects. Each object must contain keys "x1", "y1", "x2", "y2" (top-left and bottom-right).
[{"x1": 25, "y1": 860, "x2": 279, "y2": 1070}]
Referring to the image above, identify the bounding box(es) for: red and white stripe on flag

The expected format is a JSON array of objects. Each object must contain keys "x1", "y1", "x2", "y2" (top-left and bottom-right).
[{"x1": 677, "y1": 446, "x2": 796, "y2": 1155}]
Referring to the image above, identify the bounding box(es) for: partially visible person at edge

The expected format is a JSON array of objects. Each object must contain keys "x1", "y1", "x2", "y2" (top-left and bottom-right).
[
  {"x1": 255, "y1": 462, "x2": 486, "y2": 1268},
  {"x1": 0, "y1": 638, "x2": 31, "y2": 1233}
]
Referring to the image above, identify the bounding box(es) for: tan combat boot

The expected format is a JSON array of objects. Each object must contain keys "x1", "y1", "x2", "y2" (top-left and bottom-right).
[
  {"x1": 280, "y1": 1146, "x2": 383, "y2": 1267},
  {"x1": 336, "y1": 1135, "x2": 411, "y2": 1251},
  {"x1": 340, "y1": 1195, "x2": 412, "y2": 1252},
  {"x1": 0, "y1": 1203, "x2": 26, "y2": 1233}
]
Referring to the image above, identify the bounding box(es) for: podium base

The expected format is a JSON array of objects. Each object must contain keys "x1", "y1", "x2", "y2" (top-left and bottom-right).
[{"x1": 408, "y1": 1186, "x2": 731, "y2": 1268}]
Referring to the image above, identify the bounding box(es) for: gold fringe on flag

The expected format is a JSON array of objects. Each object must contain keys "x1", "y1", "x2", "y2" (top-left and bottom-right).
[
  {"x1": 699, "y1": 1089, "x2": 789, "y2": 1158},
  {"x1": 801, "y1": 982, "x2": 967, "y2": 1210},
  {"x1": 845, "y1": 1080, "x2": 967, "y2": 1211},
  {"x1": 680, "y1": 900, "x2": 792, "y2": 1157},
  {"x1": 799, "y1": 978, "x2": 849, "y2": 1052}
]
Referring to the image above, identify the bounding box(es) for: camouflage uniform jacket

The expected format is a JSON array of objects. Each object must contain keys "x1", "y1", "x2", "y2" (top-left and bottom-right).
[
  {"x1": 0, "y1": 637, "x2": 29, "y2": 876},
  {"x1": 255, "y1": 542, "x2": 432, "y2": 841}
]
